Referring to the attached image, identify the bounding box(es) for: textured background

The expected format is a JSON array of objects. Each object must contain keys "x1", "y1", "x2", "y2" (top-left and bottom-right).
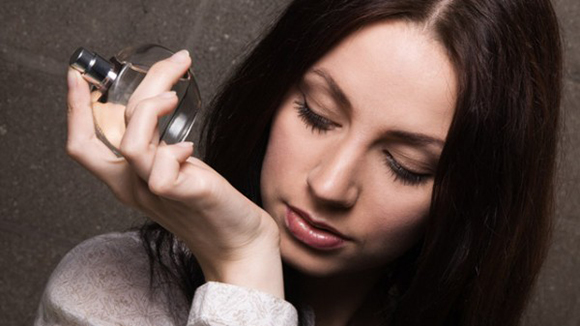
[{"x1": 0, "y1": 0, "x2": 578, "y2": 325}]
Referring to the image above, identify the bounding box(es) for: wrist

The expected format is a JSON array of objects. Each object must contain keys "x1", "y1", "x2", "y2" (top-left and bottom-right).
[
  {"x1": 199, "y1": 211, "x2": 285, "y2": 299},
  {"x1": 201, "y1": 236, "x2": 285, "y2": 299}
]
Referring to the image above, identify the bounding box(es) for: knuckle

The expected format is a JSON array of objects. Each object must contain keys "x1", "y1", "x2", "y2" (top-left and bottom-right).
[
  {"x1": 148, "y1": 175, "x2": 172, "y2": 196},
  {"x1": 127, "y1": 93, "x2": 155, "y2": 118},
  {"x1": 119, "y1": 138, "x2": 148, "y2": 163},
  {"x1": 128, "y1": 98, "x2": 150, "y2": 118},
  {"x1": 157, "y1": 143, "x2": 173, "y2": 157},
  {"x1": 65, "y1": 140, "x2": 85, "y2": 160},
  {"x1": 124, "y1": 105, "x2": 133, "y2": 121},
  {"x1": 119, "y1": 139, "x2": 140, "y2": 161},
  {"x1": 189, "y1": 174, "x2": 214, "y2": 200},
  {"x1": 147, "y1": 152, "x2": 170, "y2": 195}
]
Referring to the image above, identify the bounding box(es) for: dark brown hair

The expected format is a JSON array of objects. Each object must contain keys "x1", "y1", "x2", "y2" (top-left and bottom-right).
[{"x1": 140, "y1": 0, "x2": 562, "y2": 325}]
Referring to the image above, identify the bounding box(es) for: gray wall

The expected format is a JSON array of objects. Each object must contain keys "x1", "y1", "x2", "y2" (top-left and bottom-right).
[{"x1": 0, "y1": 1, "x2": 577, "y2": 325}]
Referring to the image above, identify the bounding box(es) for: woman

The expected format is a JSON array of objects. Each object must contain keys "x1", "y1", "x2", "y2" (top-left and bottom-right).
[{"x1": 36, "y1": 0, "x2": 562, "y2": 325}]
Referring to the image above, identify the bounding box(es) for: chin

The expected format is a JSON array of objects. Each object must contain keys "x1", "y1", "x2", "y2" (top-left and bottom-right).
[
  {"x1": 279, "y1": 235, "x2": 405, "y2": 281},
  {"x1": 280, "y1": 236, "x2": 357, "y2": 277},
  {"x1": 282, "y1": 255, "x2": 341, "y2": 277}
]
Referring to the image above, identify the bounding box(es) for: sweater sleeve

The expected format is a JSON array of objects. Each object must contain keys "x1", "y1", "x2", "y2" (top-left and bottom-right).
[{"x1": 188, "y1": 282, "x2": 298, "y2": 326}]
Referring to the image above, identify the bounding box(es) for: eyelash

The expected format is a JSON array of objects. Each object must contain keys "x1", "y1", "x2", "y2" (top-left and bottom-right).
[
  {"x1": 294, "y1": 99, "x2": 335, "y2": 133},
  {"x1": 383, "y1": 151, "x2": 430, "y2": 186},
  {"x1": 294, "y1": 94, "x2": 431, "y2": 186}
]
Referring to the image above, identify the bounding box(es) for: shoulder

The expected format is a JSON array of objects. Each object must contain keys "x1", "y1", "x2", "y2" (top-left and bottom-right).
[
  {"x1": 51, "y1": 231, "x2": 144, "y2": 274},
  {"x1": 36, "y1": 231, "x2": 188, "y2": 326},
  {"x1": 42, "y1": 232, "x2": 146, "y2": 299}
]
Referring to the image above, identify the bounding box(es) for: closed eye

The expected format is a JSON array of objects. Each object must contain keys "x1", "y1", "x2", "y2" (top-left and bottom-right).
[
  {"x1": 294, "y1": 94, "x2": 339, "y2": 133},
  {"x1": 383, "y1": 151, "x2": 431, "y2": 186}
]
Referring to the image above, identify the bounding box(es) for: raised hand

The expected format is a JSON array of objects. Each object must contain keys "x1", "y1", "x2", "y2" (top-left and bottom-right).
[{"x1": 66, "y1": 50, "x2": 284, "y2": 299}]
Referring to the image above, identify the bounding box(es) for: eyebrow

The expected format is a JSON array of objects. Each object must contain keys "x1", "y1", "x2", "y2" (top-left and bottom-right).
[
  {"x1": 387, "y1": 130, "x2": 445, "y2": 148},
  {"x1": 309, "y1": 68, "x2": 446, "y2": 149},
  {"x1": 311, "y1": 68, "x2": 352, "y2": 108}
]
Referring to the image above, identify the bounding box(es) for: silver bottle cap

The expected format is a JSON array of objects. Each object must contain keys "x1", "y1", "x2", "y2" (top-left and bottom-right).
[{"x1": 69, "y1": 47, "x2": 117, "y2": 90}]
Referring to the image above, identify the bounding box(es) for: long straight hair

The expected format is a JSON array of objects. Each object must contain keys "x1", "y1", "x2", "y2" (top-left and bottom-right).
[{"x1": 140, "y1": 0, "x2": 562, "y2": 325}]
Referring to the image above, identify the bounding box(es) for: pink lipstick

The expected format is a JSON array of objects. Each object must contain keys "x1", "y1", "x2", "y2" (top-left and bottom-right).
[{"x1": 285, "y1": 205, "x2": 348, "y2": 250}]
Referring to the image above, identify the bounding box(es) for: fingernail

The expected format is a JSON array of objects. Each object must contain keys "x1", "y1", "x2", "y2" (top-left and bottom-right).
[
  {"x1": 67, "y1": 69, "x2": 78, "y2": 88},
  {"x1": 160, "y1": 91, "x2": 176, "y2": 99},
  {"x1": 176, "y1": 141, "x2": 194, "y2": 148},
  {"x1": 169, "y1": 50, "x2": 190, "y2": 63}
]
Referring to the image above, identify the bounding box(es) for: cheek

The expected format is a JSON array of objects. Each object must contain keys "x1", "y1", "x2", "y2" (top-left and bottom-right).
[
  {"x1": 262, "y1": 95, "x2": 322, "y2": 177},
  {"x1": 260, "y1": 101, "x2": 304, "y2": 206},
  {"x1": 359, "y1": 186, "x2": 431, "y2": 259}
]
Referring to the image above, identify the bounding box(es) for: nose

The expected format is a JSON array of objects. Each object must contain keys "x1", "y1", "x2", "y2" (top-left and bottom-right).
[{"x1": 306, "y1": 144, "x2": 361, "y2": 209}]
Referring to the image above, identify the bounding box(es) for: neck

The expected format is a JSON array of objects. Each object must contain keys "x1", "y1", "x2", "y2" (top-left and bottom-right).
[{"x1": 291, "y1": 268, "x2": 387, "y2": 326}]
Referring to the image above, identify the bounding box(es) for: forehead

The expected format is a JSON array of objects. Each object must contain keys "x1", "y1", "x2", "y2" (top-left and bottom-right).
[{"x1": 309, "y1": 20, "x2": 457, "y2": 140}]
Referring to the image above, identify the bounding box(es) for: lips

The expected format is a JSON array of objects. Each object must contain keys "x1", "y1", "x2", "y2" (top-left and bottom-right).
[{"x1": 285, "y1": 205, "x2": 349, "y2": 250}]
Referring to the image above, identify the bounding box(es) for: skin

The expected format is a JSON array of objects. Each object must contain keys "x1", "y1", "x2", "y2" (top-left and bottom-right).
[
  {"x1": 261, "y1": 21, "x2": 456, "y2": 325},
  {"x1": 66, "y1": 51, "x2": 285, "y2": 299},
  {"x1": 66, "y1": 20, "x2": 456, "y2": 326}
]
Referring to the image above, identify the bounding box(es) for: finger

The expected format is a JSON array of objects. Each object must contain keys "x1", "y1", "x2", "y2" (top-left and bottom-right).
[
  {"x1": 119, "y1": 91, "x2": 178, "y2": 180},
  {"x1": 125, "y1": 50, "x2": 191, "y2": 120},
  {"x1": 148, "y1": 142, "x2": 195, "y2": 200},
  {"x1": 66, "y1": 69, "x2": 119, "y2": 164},
  {"x1": 185, "y1": 155, "x2": 214, "y2": 171},
  {"x1": 67, "y1": 69, "x2": 96, "y2": 144},
  {"x1": 130, "y1": 172, "x2": 164, "y2": 217}
]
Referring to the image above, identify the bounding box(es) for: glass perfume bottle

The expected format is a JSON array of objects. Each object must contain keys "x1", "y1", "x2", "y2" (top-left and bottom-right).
[{"x1": 69, "y1": 44, "x2": 201, "y2": 156}]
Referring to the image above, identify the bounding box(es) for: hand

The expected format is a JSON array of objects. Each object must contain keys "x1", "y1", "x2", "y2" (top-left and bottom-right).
[{"x1": 65, "y1": 50, "x2": 284, "y2": 298}]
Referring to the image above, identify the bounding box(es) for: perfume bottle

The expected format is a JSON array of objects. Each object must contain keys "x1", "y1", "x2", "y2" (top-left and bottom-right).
[{"x1": 69, "y1": 44, "x2": 201, "y2": 156}]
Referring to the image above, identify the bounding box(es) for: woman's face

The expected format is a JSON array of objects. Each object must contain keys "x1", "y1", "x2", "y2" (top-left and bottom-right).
[{"x1": 261, "y1": 21, "x2": 457, "y2": 276}]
